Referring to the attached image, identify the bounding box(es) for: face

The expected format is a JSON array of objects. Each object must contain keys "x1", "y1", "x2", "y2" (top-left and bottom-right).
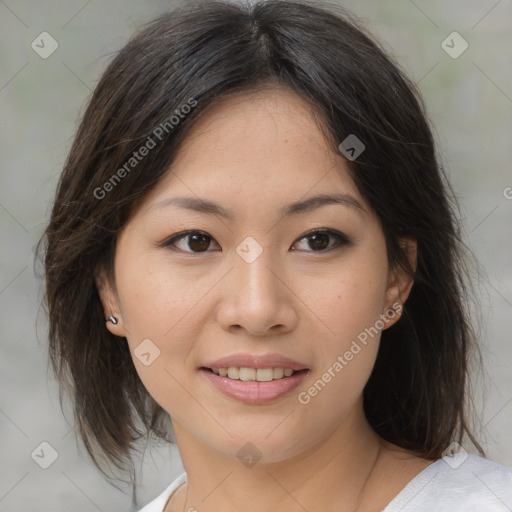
[{"x1": 98, "y1": 88, "x2": 414, "y2": 464}]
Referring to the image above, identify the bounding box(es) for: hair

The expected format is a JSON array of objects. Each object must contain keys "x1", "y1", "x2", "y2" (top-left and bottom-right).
[{"x1": 39, "y1": 0, "x2": 485, "y2": 491}]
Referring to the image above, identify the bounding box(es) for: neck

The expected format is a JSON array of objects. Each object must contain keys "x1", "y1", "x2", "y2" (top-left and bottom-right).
[{"x1": 170, "y1": 405, "x2": 388, "y2": 512}]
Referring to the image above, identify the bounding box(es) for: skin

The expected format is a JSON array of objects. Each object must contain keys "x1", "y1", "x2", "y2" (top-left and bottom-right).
[{"x1": 97, "y1": 87, "x2": 433, "y2": 512}]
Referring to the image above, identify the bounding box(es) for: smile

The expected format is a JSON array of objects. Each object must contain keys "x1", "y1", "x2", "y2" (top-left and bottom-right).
[{"x1": 209, "y1": 366, "x2": 297, "y2": 381}]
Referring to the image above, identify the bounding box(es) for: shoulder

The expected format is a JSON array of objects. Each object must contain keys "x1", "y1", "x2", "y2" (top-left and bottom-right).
[
  {"x1": 385, "y1": 454, "x2": 512, "y2": 511},
  {"x1": 138, "y1": 472, "x2": 188, "y2": 512}
]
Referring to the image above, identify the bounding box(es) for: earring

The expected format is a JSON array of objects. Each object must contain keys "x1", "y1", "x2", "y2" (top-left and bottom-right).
[
  {"x1": 386, "y1": 303, "x2": 402, "y2": 318},
  {"x1": 106, "y1": 315, "x2": 118, "y2": 325}
]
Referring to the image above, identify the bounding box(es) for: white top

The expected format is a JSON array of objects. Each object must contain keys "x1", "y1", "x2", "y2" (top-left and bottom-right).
[{"x1": 139, "y1": 454, "x2": 512, "y2": 511}]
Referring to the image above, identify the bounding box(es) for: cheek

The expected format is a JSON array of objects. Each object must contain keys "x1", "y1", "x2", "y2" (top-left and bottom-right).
[
  {"x1": 116, "y1": 247, "x2": 206, "y2": 339},
  {"x1": 113, "y1": 246, "x2": 208, "y2": 406},
  {"x1": 295, "y1": 248, "x2": 388, "y2": 399},
  {"x1": 295, "y1": 280, "x2": 386, "y2": 422},
  {"x1": 303, "y1": 253, "x2": 388, "y2": 346}
]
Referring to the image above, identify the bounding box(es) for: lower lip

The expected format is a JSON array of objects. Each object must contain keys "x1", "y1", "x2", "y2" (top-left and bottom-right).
[{"x1": 200, "y1": 368, "x2": 309, "y2": 404}]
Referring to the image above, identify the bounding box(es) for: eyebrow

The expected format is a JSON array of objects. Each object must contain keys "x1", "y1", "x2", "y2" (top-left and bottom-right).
[{"x1": 148, "y1": 192, "x2": 366, "y2": 219}]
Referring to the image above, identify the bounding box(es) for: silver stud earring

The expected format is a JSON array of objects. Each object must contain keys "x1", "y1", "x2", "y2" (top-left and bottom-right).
[{"x1": 106, "y1": 315, "x2": 118, "y2": 324}]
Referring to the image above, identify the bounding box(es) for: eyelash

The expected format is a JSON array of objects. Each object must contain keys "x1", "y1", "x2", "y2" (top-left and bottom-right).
[{"x1": 159, "y1": 228, "x2": 352, "y2": 255}]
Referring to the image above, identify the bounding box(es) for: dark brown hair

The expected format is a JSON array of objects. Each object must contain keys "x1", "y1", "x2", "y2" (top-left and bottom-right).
[{"x1": 39, "y1": 0, "x2": 485, "y2": 491}]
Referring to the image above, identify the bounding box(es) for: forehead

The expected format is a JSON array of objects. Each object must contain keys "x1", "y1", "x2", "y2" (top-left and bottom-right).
[{"x1": 140, "y1": 88, "x2": 365, "y2": 216}]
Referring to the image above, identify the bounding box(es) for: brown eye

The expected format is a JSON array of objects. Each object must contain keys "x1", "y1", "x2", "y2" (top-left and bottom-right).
[
  {"x1": 187, "y1": 233, "x2": 211, "y2": 252},
  {"x1": 292, "y1": 229, "x2": 352, "y2": 252},
  {"x1": 162, "y1": 231, "x2": 220, "y2": 253},
  {"x1": 307, "y1": 232, "x2": 330, "y2": 250}
]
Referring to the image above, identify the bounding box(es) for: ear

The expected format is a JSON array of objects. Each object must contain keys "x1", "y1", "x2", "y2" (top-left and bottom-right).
[
  {"x1": 382, "y1": 237, "x2": 417, "y2": 329},
  {"x1": 95, "y1": 267, "x2": 127, "y2": 337}
]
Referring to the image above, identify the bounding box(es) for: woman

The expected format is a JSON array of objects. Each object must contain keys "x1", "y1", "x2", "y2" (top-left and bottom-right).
[{"x1": 40, "y1": 1, "x2": 512, "y2": 510}]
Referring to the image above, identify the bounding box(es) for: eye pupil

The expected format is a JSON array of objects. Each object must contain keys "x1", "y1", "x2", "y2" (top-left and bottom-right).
[
  {"x1": 189, "y1": 234, "x2": 210, "y2": 252},
  {"x1": 309, "y1": 233, "x2": 330, "y2": 250}
]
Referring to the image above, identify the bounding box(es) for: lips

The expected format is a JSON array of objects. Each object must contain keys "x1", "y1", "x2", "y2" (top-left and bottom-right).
[
  {"x1": 200, "y1": 367, "x2": 309, "y2": 404},
  {"x1": 201, "y1": 353, "x2": 309, "y2": 371},
  {"x1": 199, "y1": 353, "x2": 310, "y2": 404}
]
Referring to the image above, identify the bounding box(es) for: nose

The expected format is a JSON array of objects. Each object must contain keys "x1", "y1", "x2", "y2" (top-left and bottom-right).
[{"x1": 215, "y1": 247, "x2": 299, "y2": 336}]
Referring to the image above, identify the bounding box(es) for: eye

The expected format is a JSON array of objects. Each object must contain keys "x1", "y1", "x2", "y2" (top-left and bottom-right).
[
  {"x1": 291, "y1": 229, "x2": 352, "y2": 252},
  {"x1": 160, "y1": 228, "x2": 352, "y2": 254},
  {"x1": 161, "y1": 230, "x2": 220, "y2": 253}
]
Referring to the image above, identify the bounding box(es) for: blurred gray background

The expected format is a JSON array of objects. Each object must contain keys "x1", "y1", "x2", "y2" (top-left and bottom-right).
[{"x1": 0, "y1": 0, "x2": 511, "y2": 510}]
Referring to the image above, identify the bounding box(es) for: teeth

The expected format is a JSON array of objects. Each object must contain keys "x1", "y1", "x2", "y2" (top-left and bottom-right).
[
  {"x1": 273, "y1": 367, "x2": 284, "y2": 379},
  {"x1": 239, "y1": 367, "x2": 256, "y2": 381},
  {"x1": 227, "y1": 367, "x2": 239, "y2": 379},
  {"x1": 210, "y1": 367, "x2": 298, "y2": 381}
]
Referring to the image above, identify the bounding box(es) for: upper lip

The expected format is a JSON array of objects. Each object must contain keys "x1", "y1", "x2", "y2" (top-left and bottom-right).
[{"x1": 202, "y1": 354, "x2": 309, "y2": 371}]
